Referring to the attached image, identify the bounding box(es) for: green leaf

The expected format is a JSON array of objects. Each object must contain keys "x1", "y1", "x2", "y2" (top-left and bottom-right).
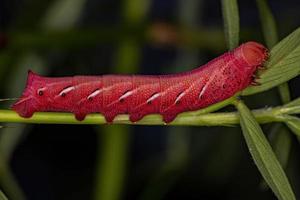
[
  {"x1": 256, "y1": 0, "x2": 278, "y2": 48},
  {"x1": 242, "y1": 27, "x2": 300, "y2": 95},
  {"x1": 284, "y1": 116, "x2": 300, "y2": 137},
  {"x1": 278, "y1": 83, "x2": 291, "y2": 104},
  {"x1": 279, "y1": 97, "x2": 300, "y2": 115},
  {"x1": 269, "y1": 125, "x2": 292, "y2": 169},
  {"x1": 256, "y1": 0, "x2": 291, "y2": 103},
  {"x1": 221, "y1": 0, "x2": 240, "y2": 50},
  {"x1": 234, "y1": 100, "x2": 296, "y2": 200},
  {"x1": 284, "y1": 97, "x2": 300, "y2": 108},
  {"x1": 41, "y1": 0, "x2": 86, "y2": 30},
  {"x1": 0, "y1": 190, "x2": 8, "y2": 200},
  {"x1": 260, "y1": 124, "x2": 292, "y2": 190}
]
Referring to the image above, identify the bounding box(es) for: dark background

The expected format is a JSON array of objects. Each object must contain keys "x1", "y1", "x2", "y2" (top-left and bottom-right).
[{"x1": 0, "y1": 0, "x2": 300, "y2": 199}]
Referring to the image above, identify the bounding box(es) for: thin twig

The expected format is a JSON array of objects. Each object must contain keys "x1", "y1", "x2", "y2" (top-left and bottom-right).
[{"x1": 0, "y1": 105, "x2": 285, "y2": 126}]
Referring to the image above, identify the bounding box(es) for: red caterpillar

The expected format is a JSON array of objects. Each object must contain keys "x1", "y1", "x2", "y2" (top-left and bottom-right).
[{"x1": 12, "y1": 42, "x2": 268, "y2": 123}]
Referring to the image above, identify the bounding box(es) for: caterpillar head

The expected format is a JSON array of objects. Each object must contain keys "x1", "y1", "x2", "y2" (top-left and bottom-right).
[
  {"x1": 11, "y1": 70, "x2": 48, "y2": 118},
  {"x1": 236, "y1": 41, "x2": 268, "y2": 68}
]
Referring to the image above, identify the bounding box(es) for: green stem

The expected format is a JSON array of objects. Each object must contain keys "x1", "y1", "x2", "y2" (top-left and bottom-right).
[
  {"x1": 0, "y1": 105, "x2": 287, "y2": 126},
  {"x1": 94, "y1": 126, "x2": 129, "y2": 200},
  {"x1": 94, "y1": 0, "x2": 150, "y2": 199}
]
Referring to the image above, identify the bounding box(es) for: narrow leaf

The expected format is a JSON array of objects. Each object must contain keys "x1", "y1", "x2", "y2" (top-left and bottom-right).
[
  {"x1": 279, "y1": 97, "x2": 300, "y2": 115},
  {"x1": 256, "y1": 0, "x2": 278, "y2": 48},
  {"x1": 256, "y1": 0, "x2": 291, "y2": 103},
  {"x1": 284, "y1": 97, "x2": 300, "y2": 108},
  {"x1": 235, "y1": 100, "x2": 296, "y2": 200},
  {"x1": 41, "y1": 0, "x2": 86, "y2": 30},
  {"x1": 221, "y1": 0, "x2": 240, "y2": 49},
  {"x1": 278, "y1": 83, "x2": 291, "y2": 104},
  {"x1": 242, "y1": 27, "x2": 300, "y2": 95},
  {"x1": 260, "y1": 124, "x2": 292, "y2": 190},
  {"x1": 0, "y1": 190, "x2": 8, "y2": 200},
  {"x1": 284, "y1": 116, "x2": 300, "y2": 137},
  {"x1": 269, "y1": 125, "x2": 292, "y2": 169}
]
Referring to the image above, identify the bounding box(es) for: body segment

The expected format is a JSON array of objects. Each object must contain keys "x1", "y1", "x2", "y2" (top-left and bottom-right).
[{"x1": 12, "y1": 41, "x2": 268, "y2": 123}]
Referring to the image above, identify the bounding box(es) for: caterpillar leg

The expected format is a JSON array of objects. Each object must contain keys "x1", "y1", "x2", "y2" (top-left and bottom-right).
[
  {"x1": 11, "y1": 98, "x2": 36, "y2": 118},
  {"x1": 162, "y1": 113, "x2": 177, "y2": 123},
  {"x1": 129, "y1": 112, "x2": 145, "y2": 123},
  {"x1": 103, "y1": 111, "x2": 118, "y2": 123},
  {"x1": 74, "y1": 112, "x2": 86, "y2": 121}
]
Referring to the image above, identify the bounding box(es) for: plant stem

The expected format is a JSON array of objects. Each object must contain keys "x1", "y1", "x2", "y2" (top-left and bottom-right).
[
  {"x1": 94, "y1": 126, "x2": 129, "y2": 200},
  {"x1": 0, "y1": 105, "x2": 286, "y2": 126}
]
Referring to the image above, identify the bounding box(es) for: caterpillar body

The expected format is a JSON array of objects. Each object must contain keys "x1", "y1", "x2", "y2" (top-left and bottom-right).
[{"x1": 12, "y1": 42, "x2": 268, "y2": 123}]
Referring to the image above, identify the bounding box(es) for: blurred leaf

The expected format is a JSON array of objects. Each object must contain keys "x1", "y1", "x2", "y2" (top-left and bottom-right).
[
  {"x1": 0, "y1": 155, "x2": 25, "y2": 200},
  {"x1": 235, "y1": 100, "x2": 296, "y2": 200},
  {"x1": 113, "y1": 39, "x2": 140, "y2": 73},
  {"x1": 41, "y1": 0, "x2": 86, "y2": 30},
  {"x1": 269, "y1": 125, "x2": 292, "y2": 169},
  {"x1": 243, "y1": 27, "x2": 300, "y2": 95},
  {"x1": 256, "y1": 0, "x2": 291, "y2": 104},
  {"x1": 95, "y1": 126, "x2": 130, "y2": 200},
  {"x1": 285, "y1": 116, "x2": 300, "y2": 137},
  {"x1": 278, "y1": 83, "x2": 291, "y2": 104},
  {"x1": 0, "y1": 128, "x2": 25, "y2": 162},
  {"x1": 0, "y1": 190, "x2": 8, "y2": 200},
  {"x1": 221, "y1": 0, "x2": 240, "y2": 49},
  {"x1": 123, "y1": 0, "x2": 151, "y2": 23},
  {"x1": 256, "y1": 0, "x2": 278, "y2": 48}
]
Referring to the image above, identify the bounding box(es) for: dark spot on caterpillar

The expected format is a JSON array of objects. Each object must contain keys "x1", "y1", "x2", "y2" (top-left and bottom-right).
[
  {"x1": 38, "y1": 90, "x2": 43, "y2": 96},
  {"x1": 87, "y1": 88, "x2": 101, "y2": 101},
  {"x1": 176, "y1": 91, "x2": 183, "y2": 97},
  {"x1": 119, "y1": 90, "x2": 131, "y2": 103},
  {"x1": 59, "y1": 85, "x2": 74, "y2": 97},
  {"x1": 123, "y1": 90, "x2": 130, "y2": 94},
  {"x1": 147, "y1": 92, "x2": 159, "y2": 105},
  {"x1": 175, "y1": 91, "x2": 184, "y2": 105},
  {"x1": 92, "y1": 88, "x2": 100, "y2": 93}
]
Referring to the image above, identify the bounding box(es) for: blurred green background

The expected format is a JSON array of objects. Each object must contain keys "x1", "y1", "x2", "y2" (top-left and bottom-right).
[{"x1": 0, "y1": 0, "x2": 299, "y2": 199}]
